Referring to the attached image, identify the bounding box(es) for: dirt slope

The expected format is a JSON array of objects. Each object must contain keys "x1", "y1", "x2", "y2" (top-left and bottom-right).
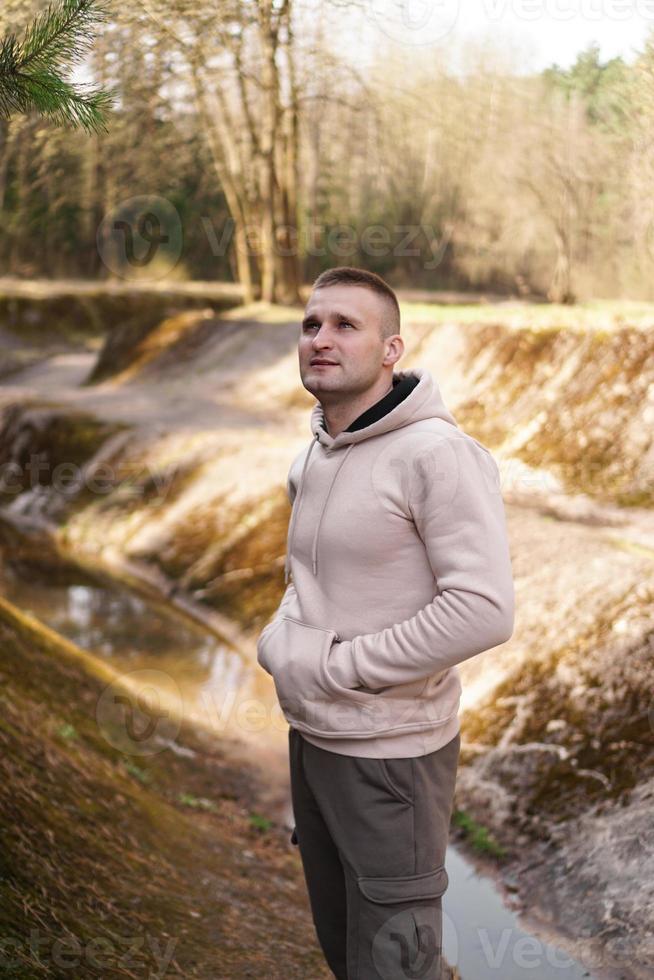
[{"x1": 0, "y1": 593, "x2": 333, "y2": 979}]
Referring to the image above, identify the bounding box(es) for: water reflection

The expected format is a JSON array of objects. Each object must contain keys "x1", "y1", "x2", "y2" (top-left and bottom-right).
[
  {"x1": 1, "y1": 562, "x2": 250, "y2": 715},
  {"x1": 444, "y1": 847, "x2": 600, "y2": 979}
]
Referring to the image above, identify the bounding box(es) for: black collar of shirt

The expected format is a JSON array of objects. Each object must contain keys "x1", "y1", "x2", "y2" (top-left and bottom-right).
[{"x1": 320, "y1": 373, "x2": 420, "y2": 434}]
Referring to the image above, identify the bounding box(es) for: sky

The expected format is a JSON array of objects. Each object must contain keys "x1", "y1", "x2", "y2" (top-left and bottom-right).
[
  {"x1": 71, "y1": 0, "x2": 654, "y2": 87},
  {"x1": 323, "y1": 0, "x2": 654, "y2": 72}
]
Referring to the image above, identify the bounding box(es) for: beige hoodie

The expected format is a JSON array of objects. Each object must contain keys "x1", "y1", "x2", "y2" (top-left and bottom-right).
[{"x1": 257, "y1": 366, "x2": 515, "y2": 758}]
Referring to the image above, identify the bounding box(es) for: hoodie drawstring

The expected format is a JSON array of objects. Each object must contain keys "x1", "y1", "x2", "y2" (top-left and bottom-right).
[
  {"x1": 284, "y1": 434, "x2": 356, "y2": 583},
  {"x1": 310, "y1": 442, "x2": 355, "y2": 576}
]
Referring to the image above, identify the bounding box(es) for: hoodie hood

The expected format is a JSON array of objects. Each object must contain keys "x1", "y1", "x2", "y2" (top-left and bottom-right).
[
  {"x1": 309, "y1": 366, "x2": 457, "y2": 448},
  {"x1": 284, "y1": 367, "x2": 458, "y2": 583}
]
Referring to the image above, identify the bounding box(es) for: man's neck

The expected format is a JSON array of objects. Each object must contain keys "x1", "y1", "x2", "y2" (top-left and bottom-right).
[{"x1": 321, "y1": 376, "x2": 394, "y2": 438}]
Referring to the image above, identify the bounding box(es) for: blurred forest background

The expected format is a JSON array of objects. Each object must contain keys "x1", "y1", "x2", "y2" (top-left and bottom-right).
[{"x1": 2, "y1": 0, "x2": 654, "y2": 304}]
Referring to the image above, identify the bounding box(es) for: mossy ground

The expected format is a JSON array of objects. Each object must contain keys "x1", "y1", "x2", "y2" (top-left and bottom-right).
[
  {"x1": 133, "y1": 488, "x2": 293, "y2": 632},
  {"x1": 446, "y1": 319, "x2": 654, "y2": 507},
  {"x1": 451, "y1": 810, "x2": 507, "y2": 859},
  {"x1": 0, "y1": 595, "x2": 332, "y2": 979},
  {"x1": 460, "y1": 584, "x2": 654, "y2": 829},
  {"x1": 0, "y1": 285, "x2": 241, "y2": 347}
]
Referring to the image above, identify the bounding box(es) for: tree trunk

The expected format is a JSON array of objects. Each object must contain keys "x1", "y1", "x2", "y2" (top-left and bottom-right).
[
  {"x1": 191, "y1": 59, "x2": 255, "y2": 304},
  {"x1": 9, "y1": 120, "x2": 29, "y2": 273},
  {"x1": 258, "y1": 1, "x2": 279, "y2": 304},
  {"x1": 547, "y1": 228, "x2": 575, "y2": 304},
  {"x1": 274, "y1": 0, "x2": 302, "y2": 304}
]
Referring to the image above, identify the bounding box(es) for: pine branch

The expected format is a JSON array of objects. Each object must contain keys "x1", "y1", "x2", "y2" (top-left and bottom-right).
[
  {"x1": 0, "y1": 0, "x2": 115, "y2": 134},
  {"x1": 18, "y1": 0, "x2": 109, "y2": 74}
]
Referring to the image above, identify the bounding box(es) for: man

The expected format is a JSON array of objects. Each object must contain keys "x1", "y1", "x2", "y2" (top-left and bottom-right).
[{"x1": 257, "y1": 267, "x2": 515, "y2": 980}]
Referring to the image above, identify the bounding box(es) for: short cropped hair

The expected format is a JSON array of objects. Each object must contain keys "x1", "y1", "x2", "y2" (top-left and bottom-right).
[{"x1": 311, "y1": 266, "x2": 401, "y2": 340}]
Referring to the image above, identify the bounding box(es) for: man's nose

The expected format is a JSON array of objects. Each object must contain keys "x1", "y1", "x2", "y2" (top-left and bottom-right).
[{"x1": 311, "y1": 326, "x2": 333, "y2": 348}]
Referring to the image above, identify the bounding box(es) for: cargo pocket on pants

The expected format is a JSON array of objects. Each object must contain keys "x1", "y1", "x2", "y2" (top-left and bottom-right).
[{"x1": 354, "y1": 866, "x2": 448, "y2": 980}]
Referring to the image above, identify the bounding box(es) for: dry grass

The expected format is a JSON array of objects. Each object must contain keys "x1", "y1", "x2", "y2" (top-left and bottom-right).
[{"x1": 0, "y1": 595, "x2": 332, "y2": 979}]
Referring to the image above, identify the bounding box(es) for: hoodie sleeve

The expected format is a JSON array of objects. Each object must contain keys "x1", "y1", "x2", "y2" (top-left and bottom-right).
[
  {"x1": 257, "y1": 572, "x2": 298, "y2": 673},
  {"x1": 277, "y1": 468, "x2": 301, "y2": 608},
  {"x1": 279, "y1": 467, "x2": 300, "y2": 604},
  {"x1": 273, "y1": 579, "x2": 297, "y2": 619},
  {"x1": 259, "y1": 468, "x2": 298, "y2": 646},
  {"x1": 326, "y1": 435, "x2": 515, "y2": 690}
]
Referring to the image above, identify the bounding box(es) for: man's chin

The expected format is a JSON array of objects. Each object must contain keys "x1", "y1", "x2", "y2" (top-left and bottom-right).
[{"x1": 301, "y1": 371, "x2": 344, "y2": 396}]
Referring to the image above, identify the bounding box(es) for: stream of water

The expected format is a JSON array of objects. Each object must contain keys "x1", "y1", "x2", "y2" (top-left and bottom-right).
[{"x1": 443, "y1": 847, "x2": 598, "y2": 979}]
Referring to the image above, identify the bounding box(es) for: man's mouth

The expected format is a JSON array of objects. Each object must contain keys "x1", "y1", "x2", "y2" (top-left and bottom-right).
[{"x1": 310, "y1": 360, "x2": 339, "y2": 366}]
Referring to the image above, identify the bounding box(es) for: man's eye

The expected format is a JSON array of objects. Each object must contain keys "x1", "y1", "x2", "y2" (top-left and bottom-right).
[{"x1": 302, "y1": 320, "x2": 353, "y2": 330}]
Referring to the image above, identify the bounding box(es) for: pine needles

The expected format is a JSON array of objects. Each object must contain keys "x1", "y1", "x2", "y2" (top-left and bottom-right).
[{"x1": 0, "y1": 0, "x2": 115, "y2": 133}]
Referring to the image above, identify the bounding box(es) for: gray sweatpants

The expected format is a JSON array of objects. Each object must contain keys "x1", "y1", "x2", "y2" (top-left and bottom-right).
[{"x1": 288, "y1": 728, "x2": 461, "y2": 980}]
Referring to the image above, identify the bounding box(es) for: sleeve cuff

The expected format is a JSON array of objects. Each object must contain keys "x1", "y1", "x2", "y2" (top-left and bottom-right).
[{"x1": 325, "y1": 639, "x2": 361, "y2": 691}]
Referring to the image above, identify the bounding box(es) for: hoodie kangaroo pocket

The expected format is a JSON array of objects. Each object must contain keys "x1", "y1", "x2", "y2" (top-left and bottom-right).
[
  {"x1": 260, "y1": 616, "x2": 343, "y2": 722},
  {"x1": 261, "y1": 616, "x2": 391, "y2": 735},
  {"x1": 256, "y1": 616, "x2": 284, "y2": 674},
  {"x1": 262, "y1": 616, "x2": 461, "y2": 740},
  {"x1": 314, "y1": 654, "x2": 461, "y2": 739}
]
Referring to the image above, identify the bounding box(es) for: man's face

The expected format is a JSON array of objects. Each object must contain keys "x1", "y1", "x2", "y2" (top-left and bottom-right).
[{"x1": 299, "y1": 284, "x2": 394, "y2": 400}]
